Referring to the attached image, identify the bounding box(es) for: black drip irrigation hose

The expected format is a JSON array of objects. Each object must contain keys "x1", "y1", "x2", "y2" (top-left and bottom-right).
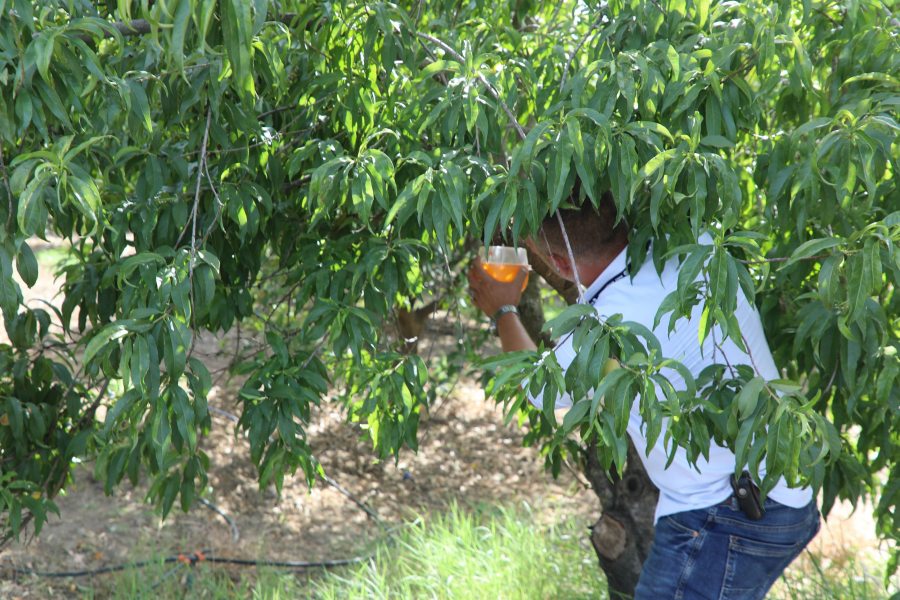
[
  {"x1": 4, "y1": 551, "x2": 370, "y2": 579},
  {"x1": 198, "y1": 497, "x2": 241, "y2": 542},
  {"x1": 4, "y1": 406, "x2": 389, "y2": 584},
  {"x1": 208, "y1": 405, "x2": 240, "y2": 423}
]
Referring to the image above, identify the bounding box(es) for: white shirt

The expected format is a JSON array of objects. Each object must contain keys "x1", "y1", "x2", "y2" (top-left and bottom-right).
[{"x1": 528, "y1": 242, "x2": 812, "y2": 521}]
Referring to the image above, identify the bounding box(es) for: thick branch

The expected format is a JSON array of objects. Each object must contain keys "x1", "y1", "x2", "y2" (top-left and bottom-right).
[{"x1": 526, "y1": 246, "x2": 580, "y2": 305}]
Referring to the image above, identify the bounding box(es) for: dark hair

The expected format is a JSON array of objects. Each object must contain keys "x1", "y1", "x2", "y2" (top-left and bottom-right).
[{"x1": 538, "y1": 187, "x2": 626, "y2": 257}]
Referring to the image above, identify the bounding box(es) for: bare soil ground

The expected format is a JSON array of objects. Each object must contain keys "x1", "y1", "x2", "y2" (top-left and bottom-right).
[
  {"x1": 0, "y1": 242, "x2": 889, "y2": 598},
  {"x1": 0, "y1": 331, "x2": 598, "y2": 598}
]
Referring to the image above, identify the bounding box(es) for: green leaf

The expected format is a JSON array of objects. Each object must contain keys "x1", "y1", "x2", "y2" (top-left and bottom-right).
[
  {"x1": 736, "y1": 376, "x2": 765, "y2": 419},
  {"x1": 34, "y1": 31, "x2": 56, "y2": 84},
  {"x1": 126, "y1": 80, "x2": 153, "y2": 133},
  {"x1": 696, "y1": 0, "x2": 710, "y2": 27},
  {"x1": 666, "y1": 44, "x2": 680, "y2": 81},
  {"x1": 568, "y1": 107, "x2": 609, "y2": 127},
  {"x1": 562, "y1": 399, "x2": 589, "y2": 432},
  {"x1": 548, "y1": 134, "x2": 574, "y2": 210},
  {"x1": 68, "y1": 175, "x2": 101, "y2": 231},
  {"x1": 17, "y1": 170, "x2": 51, "y2": 236},
  {"x1": 83, "y1": 322, "x2": 132, "y2": 365},
  {"x1": 631, "y1": 149, "x2": 676, "y2": 201},
  {"x1": 251, "y1": 0, "x2": 268, "y2": 34},
  {"x1": 542, "y1": 304, "x2": 597, "y2": 336},
  {"x1": 590, "y1": 368, "x2": 631, "y2": 420},
  {"x1": 624, "y1": 121, "x2": 674, "y2": 143},
  {"x1": 170, "y1": 0, "x2": 191, "y2": 77},
  {"x1": 734, "y1": 417, "x2": 756, "y2": 472},
  {"x1": 102, "y1": 389, "x2": 141, "y2": 435},
  {"x1": 793, "y1": 117, "x2": 832, "y2": 137},
  {"x1": 221, "y1": 0, "x2": 256, "y2": 99},
  {"x1": 116, "y1": 252, "x2": 164, "y2": 286},
  {"x1": 198, "y1": 0, "x2": 218, "y2": 43},
  {"x1": 510, "y1": 121, "x2": 551, "y2": 178},
  {"x1": 15, "y1": 242, "x2": 38, "y2": 288},
  {"x1": 842, "y1": 72, "x2": 899, "y2": 87},
  {"x1": 780, "y1": 237, "x2": 843, "y2": 269}
]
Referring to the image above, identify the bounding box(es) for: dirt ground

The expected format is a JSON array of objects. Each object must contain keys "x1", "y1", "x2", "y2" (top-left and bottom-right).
[
  {"x1": 0, "y1": 327, "x2": 599, "y2": 597},
  {"x1": 0, "y1": 242, "x2": 891, "y2": 598}
]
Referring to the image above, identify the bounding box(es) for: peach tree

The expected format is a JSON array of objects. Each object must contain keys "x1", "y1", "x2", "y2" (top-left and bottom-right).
[{"x1": 0, "y1": 0, "x2": 896, "y2": 594}]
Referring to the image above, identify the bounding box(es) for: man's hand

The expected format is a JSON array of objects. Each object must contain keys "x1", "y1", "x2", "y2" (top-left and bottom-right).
[{"x1": 466, "y1": 257, "x2": 528, "y2": 317}]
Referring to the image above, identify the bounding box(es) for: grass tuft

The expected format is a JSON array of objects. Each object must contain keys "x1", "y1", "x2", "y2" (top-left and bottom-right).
[
  {"x1": 312, "y1": 502, "x2": 606, "y2": 600},
  {"x1": 770, "y1": 548, "x2": 899, "y2": 600}
]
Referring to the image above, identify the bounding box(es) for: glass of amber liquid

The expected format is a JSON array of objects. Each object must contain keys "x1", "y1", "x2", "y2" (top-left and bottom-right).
[{"x1": 480, "y1": 246, "x2": 529, "y2": 291}]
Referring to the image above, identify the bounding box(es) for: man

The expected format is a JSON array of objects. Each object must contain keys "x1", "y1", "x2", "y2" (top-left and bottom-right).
[{"x1": 467, "y1": 192, "x2": 820, "y2": 600}]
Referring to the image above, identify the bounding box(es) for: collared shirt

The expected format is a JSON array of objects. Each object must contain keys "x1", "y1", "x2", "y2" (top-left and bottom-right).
[{"x1": 528, "y1": 241, "x2": 812, "y2": 521}]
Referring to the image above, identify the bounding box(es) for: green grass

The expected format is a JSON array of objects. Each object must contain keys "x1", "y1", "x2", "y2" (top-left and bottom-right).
[
  {"x1": 35, "y1": 244, "x2": 74, "y2": 270},
  {"x1": 77, "y1": 503, "x2": 604, "y2": 599},
  {"x1": 771, "y1": 548, "x2": 899, "y2": 600},
  {"x1": 80, "y1": 561, "x2": 305, "y2": 599},
  {"x1": 539, "y1": 286, "x2": 568, "y2": 323},
  {"x1": 313, "y1": 503, "x2": 606, "y2": 600},
  {"x1": 74, "y1": 504, "x2": 897, "y2": 599}
]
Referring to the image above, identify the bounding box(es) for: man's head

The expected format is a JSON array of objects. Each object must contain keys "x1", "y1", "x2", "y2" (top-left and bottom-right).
[{"x1": 527, "y1": 186, "x2": 628, "y2": 283}]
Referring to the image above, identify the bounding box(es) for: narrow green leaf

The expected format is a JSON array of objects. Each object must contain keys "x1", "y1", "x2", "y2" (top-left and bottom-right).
[
  {"x1": 222, "y1": 0, "x2": 256, "y2": 98},
  {"x1": 843, "y1": 72, "x2": 899, "y2": 87},
  {"x1": 666, "y1": 44, "x2": 680, "y2": 80},
  {"x1": 17, "y1": 170, "x2": 51, "y2": 236},
  {"x1": 562, "y1": 399, "x2": 589, "y2": 432},
  {"x1": 631, "y1": 149, "x2": 675, "y2": 200},
  {"x1": 83, "y1": 322, "x2": 131, "y2": 365},
  {"x1": 736, "y1": 376, "x2": 765, "y2": 419},
  {"x1": 34, "y1": 31, "x2": 56, "y2": 84},
  {"x1": 15, "y1": 242, "x2": 38, "y2": 287},
  {"x1": 170, "y1": 0, "x2": 191, "y2": 76},
  {"x1": 780, "y1": 237, "x2": 843, "y2": 269},
  {"x1": 126, "y1": 80, "x2": 153, "y2": 133}
]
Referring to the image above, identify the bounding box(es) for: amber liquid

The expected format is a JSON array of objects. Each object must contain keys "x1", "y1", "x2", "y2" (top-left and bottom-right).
[{"x1": 482, "y1": 263, "x2": 529, "y2": 291}]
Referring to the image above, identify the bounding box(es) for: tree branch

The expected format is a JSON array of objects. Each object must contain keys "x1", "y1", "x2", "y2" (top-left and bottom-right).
[
  {"x1": 736, "y1": 253, "x2": 830, "y2": 265},
  {"x1": 0, "y1": 143, "x2": 12, "y2": 232},
  {"x1": 183, "y1": 108, "x2": 212, "y2": 361},
  {"x1": 175, "y1": 108, "x2": 212, "y2": 250},
  {"x1": 559, "y1": 16, "x2": 604, "y2": 95},
  {"x1": 526, "y1": 245, "x2": 579, "y2": 305},
  {"x1": 415, "y1": 32, "x2": 527, "y2": 141}
]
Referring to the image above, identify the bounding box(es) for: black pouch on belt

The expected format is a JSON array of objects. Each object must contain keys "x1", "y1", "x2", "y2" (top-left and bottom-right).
[{"x1": 731, "y1": 471, "x2": 765, "y2": 520}]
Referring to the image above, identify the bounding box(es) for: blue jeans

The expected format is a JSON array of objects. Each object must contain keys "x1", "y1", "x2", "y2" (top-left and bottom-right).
[{"x1": 634, "y1": 496, "x2": 820, "y2": 600}]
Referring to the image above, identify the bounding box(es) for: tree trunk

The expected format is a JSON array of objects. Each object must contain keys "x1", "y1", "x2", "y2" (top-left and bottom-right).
[
  {"x1": 582, "y1": 441, "x2": 658, "y2": 598},
  {"x1": 519, "y1": 269, "x2": 659, "y2": 599},
  {"x1": 395, "y1": 301, "x2": 437, "y2": 354},
  {"x1": 517, "y1": 273, "x2": 551, "y2": 346}
]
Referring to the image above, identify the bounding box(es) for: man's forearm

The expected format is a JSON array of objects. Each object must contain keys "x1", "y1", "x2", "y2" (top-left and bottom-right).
[{"x1": 496, "y1": 312, "x2": 538, "y2": 353}]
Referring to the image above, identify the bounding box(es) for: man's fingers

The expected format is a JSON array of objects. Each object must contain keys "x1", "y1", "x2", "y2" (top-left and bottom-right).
[
  {"x1": 467, "y1": 260, "x2": 479, "y2": 281},
  {"x1": 468, "y1": 259, "x2": 488, "y2": 284},
  {"x1": 513, "y1": 265, "x2": 528, "y2": 287}
]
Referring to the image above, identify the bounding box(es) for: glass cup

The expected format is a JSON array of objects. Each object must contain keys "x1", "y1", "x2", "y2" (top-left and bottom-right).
[{"x1": 479, "y1": 246, "x2": 529, "y2": 291}]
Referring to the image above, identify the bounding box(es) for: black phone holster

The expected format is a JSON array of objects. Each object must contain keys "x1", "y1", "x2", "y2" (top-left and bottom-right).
[{"x1": 730, "y1": 471, "x2": 765, "y2": 521}]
